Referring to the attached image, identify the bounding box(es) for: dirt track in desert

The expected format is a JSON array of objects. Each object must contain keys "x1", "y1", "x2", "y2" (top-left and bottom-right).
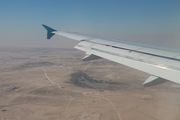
[{"x1": 0, "y1": 48, "x2": 180, "y2": 120}]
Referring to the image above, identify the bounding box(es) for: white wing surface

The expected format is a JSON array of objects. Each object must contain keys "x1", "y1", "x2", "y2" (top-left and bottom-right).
[{"x1": 42, "y1": 24, "x2": 180, "y2": 87}]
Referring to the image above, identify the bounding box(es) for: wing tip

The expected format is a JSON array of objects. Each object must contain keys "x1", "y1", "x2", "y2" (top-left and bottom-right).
[{"x1": 42, "y1": 24, "x2": 57, "y2": 39}]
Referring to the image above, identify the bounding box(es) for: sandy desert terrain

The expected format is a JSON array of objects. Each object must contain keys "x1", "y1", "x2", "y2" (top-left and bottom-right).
[{"x1": 0, "y1": 48, "x2": 180, "y2": 120}]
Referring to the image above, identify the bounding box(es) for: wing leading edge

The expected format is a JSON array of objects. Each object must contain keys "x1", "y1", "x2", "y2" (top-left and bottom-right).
[{"x1": 42, "y1": 24, "x2": 180, "y2": 86}]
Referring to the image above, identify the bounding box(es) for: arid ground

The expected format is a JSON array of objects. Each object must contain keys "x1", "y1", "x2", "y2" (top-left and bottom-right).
[{"x1": 0, "y1": 48, "x2": 180, "y2": 120}]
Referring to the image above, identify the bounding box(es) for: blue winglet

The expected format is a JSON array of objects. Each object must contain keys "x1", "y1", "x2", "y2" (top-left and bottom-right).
[{"x1": 42, "y1": 24, "x2": 57, "y2": 39}]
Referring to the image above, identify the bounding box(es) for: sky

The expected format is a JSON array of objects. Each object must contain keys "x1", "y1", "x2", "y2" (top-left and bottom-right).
[{"x1": 0, "y1": 0, "x2": 180, "y2": 48}]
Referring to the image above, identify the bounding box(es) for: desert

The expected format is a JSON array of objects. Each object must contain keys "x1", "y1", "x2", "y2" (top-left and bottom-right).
[{"x1": 0, "y1": 48, "x2": 180, "y2": 120}]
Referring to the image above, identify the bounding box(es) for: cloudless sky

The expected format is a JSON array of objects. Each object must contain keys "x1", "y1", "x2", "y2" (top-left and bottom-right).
[{"x1": 0, "y1": 0, "x2": 180, "y2": 48}]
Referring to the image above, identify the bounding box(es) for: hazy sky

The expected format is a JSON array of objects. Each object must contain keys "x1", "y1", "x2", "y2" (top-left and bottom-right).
[{"x1": 0, "y1": 0, "x2": 180, "y2": 48}]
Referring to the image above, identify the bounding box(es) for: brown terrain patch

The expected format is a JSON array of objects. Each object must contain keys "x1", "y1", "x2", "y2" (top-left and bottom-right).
[{"x1": 0, "y1": 48, "x2": 180, "y2": 120}]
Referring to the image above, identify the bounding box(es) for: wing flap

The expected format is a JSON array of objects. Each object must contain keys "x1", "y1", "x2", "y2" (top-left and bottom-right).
[{"x1": 75, "y1": 41, "x2": 180, "y2": 85}]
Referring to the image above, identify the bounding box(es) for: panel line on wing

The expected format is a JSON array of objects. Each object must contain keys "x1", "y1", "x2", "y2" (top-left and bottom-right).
[{"x1": 90, "y1": 47, "x2": 180, "y2": 72}]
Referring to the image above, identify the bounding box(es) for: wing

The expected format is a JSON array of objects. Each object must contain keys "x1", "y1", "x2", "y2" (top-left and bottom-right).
[{"x1": 42, "y1": 24, "x2": 180, "y2": 87}]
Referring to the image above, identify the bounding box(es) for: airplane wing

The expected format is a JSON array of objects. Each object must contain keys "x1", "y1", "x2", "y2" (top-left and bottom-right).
[{"x1": 42, "y1": 24, "x2": 180, "y2": 87}]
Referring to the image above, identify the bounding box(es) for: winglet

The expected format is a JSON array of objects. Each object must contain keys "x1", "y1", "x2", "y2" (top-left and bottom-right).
[{"x1": 42, "y1": 24, "x2": 57, "y2": 39}]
